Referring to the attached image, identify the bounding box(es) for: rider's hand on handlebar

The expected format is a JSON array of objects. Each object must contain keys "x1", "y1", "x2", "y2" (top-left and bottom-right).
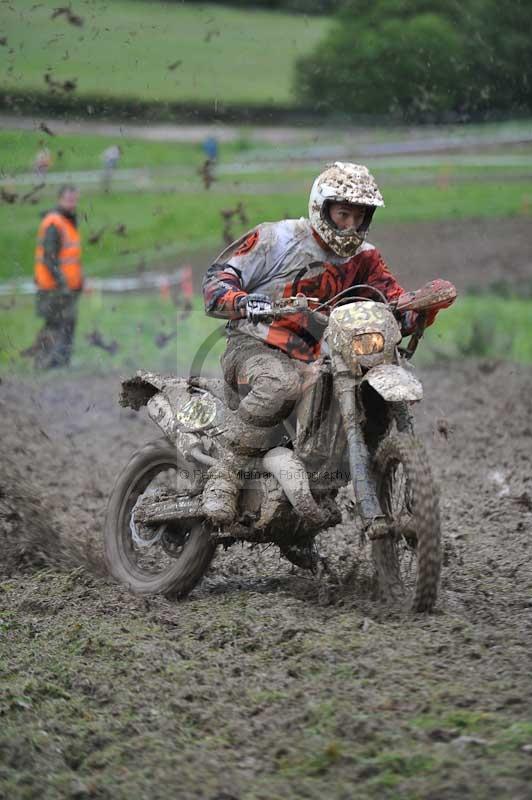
[{"x1": 242, "y1": 293, "x2": 273, "y2": 325}]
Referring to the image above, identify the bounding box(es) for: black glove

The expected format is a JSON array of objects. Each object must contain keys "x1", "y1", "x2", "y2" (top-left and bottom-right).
[{"x1": 243, "y1": 293, "x2": 273, "y2": 325}]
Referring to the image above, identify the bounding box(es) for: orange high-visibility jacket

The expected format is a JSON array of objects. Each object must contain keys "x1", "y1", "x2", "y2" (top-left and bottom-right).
[{"x1": 34, "y1": 211, "x2": 83, "y2": 290}]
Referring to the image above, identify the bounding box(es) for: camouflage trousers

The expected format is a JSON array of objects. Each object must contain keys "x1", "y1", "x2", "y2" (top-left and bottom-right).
[
  {"x1": 221, "y1": 334, "x2": 303, "y2": 434},
  {"x1": 34, "y1": 290, "x2": 80, "y2": 370},
  {"x1": 203, "y1": 335, "x2": 305, "y2": 524}
]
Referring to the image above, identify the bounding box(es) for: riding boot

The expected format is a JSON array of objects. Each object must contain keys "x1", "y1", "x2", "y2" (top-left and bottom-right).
[
  {"x1": 202, "y1": 409, "x2": 272, "y2": 527},
  {"x1": 202, "y1": 450, "x2": 243, "y2": 527}
]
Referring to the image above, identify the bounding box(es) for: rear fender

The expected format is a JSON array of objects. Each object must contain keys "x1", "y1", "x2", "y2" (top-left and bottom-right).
[
  {"x1": 120, "y1": 370, "x2": 189, "y2": 410},
  {"x1": 362, "y1": 364, "x2": 423, "y2": 402},
  {"x1": 120, "y1": 370, "x2": 190, "y2": 438},
  {"x1": 120, "y1": 370, "x2": 225, "y2": 446}
]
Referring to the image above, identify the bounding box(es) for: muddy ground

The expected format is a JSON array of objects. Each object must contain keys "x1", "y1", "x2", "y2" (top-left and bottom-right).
[
  {"x1": 1, "y1": 214, "x2": 532, "y2": 799},
  {"x1": 1, "y1": 358, "x2": 531, "y2": 800},
  {"x1": 371, "y1": 217, "x2": 532, "y2": 294}
]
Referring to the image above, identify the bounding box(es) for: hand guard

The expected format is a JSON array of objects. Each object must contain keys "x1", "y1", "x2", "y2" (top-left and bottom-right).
[{"x1": 243, "y1": 293, "x2": 273, "y2": 325}]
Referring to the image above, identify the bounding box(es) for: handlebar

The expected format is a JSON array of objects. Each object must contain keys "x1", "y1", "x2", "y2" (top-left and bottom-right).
[
  {"x1": 248, "y1": 286, "x2": 392, "y2": 326},
  {"x1": 248, "y1": 280, "x2": 457, "y2": 332},
  {"x1": 250, "y1": 303, "x2": 330, "y2": 327},
  {"x1": 314, "y1": 284, "x2": 390, "y2": 311}
]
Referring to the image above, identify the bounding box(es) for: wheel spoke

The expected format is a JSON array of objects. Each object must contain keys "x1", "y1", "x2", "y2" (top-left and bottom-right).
[
  {"x1": 124, "y1": 462, "x2": 195, "y2": 577},
  {"x1": 105, "y1": 441, "x2": 215, "y2": 598}
]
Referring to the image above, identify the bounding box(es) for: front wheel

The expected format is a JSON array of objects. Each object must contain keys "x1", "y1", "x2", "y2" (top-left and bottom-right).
[
  {"x1": 104, "y1": 439, "x2": 216, "y2": 598},
  {"x1": 372, "y1": 433, "x2": 441, "y2": 612}
]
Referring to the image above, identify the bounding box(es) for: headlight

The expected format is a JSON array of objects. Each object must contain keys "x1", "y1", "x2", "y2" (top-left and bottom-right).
[{"x1": 352, "y1": 332, "x2": 385, "y2": 356}]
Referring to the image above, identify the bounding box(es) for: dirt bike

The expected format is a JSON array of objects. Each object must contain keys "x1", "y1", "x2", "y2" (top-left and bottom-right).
[{"x1": 104, "y1": 279, "x2": 456, "y2": 611}]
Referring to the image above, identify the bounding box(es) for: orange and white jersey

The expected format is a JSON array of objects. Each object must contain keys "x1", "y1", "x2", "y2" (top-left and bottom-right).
[{"x1": 203, "y1": 218, "x2": 409, "y2": 362}]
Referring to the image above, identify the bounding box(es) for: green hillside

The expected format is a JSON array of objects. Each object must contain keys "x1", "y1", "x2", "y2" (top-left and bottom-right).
[{"x1": 1, "y1": 0, "x2": 329, "y2": 106}]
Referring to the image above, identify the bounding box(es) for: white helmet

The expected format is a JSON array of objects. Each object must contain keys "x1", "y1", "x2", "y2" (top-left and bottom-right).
[{"x1": 308, "y1": 162, "x2": 385, "y2": 258}]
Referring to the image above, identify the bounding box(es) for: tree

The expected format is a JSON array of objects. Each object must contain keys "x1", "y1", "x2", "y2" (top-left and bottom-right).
[{"x1": 295, "y1": 0, "x2": 532, "y2": 118}]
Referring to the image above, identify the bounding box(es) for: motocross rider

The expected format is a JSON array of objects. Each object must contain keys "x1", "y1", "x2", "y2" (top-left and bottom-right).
[{"x1": 202, "y1": 162, "x2": 443, "y2": 527}]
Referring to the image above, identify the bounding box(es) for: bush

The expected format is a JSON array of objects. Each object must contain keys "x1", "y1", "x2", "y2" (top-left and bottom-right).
[{"x1": 295, "y1": 0, "x2": 532, "y2": 119}]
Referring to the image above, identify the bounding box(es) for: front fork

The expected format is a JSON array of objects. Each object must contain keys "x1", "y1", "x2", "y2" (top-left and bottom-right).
[{"x1": 333, "y1": 359, "x2": 382, "y2": 528}]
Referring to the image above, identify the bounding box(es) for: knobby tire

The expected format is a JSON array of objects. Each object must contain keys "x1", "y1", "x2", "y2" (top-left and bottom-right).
[
  {"x1": 372, "y1": 433, "x2": 441, "y2": 612},
  {"x1": 103, "y1": 439, "x2": 215, "y2": 599}
]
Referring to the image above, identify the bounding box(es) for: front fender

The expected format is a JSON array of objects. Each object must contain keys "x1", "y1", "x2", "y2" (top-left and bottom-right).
[{"x1": 362, "y1": 364, "x2": 423, "y2": 402}]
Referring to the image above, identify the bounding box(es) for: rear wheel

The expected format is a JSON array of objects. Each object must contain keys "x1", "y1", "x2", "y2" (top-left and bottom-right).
[
  {"x1": 372, "y1": 433, "x2": 441, "y2": 612},
  {"x1": 104, "y1": 439, "x2": 215, "y2": 598}
]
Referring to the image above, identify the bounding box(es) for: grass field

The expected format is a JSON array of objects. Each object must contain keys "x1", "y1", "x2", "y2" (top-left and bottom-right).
[
  {"x1": 0, "y1": 295, "x2": 223, "y2": 376},
  {"x1": 3, "y1": 128, "x2": 532, "y2": 178},
  {"x1": 1, "y1": 293, "x2": 531, "y2": 377},
  {"x1": 1, "y1": 178, "x2": 531, "y2": 284},
  {"x1": 2, "y1": 127, "x2": 531, "y2": 290},
  {"x1": 1, "y1": 0, "x2": 329, "y2": 106},
  {"x1": 0, "y1": 130, "x2": 268, "y2": 176},
  {"x1": 1, "y1": 127, "x2": 531, "y2": 373},
  {"x1": 1, "y1": 132, "x2": 207, "y2": 176}
]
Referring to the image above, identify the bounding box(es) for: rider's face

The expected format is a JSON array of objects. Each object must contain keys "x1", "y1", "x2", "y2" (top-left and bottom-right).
[{"x1": 329, "y1": 202, "x2": 366, "y2": 231}]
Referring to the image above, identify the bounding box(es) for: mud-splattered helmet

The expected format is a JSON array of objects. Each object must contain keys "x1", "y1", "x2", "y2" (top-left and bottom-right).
[{"x1": 309, "y1": 162, "x2": 384, "y2": 257}]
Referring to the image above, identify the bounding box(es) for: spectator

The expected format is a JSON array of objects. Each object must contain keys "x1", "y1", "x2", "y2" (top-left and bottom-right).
[
  {"x1": 33, "y1": 185, "x2": 83, "y2": 369},
  {"x1": 34, "y1": 145, "x2": 53, "y2": 180},
  {"x1": 202, "y1": 136, "x2": 219, "y2": 163},
  {"x1": 101, "y1": 144, "x2": 122, "y2": 193}
]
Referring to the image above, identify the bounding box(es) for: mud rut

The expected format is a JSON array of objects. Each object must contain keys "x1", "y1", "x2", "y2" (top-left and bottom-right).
[{"x1": 1, "y1": 359, "x2": 531, "y2": 799}]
